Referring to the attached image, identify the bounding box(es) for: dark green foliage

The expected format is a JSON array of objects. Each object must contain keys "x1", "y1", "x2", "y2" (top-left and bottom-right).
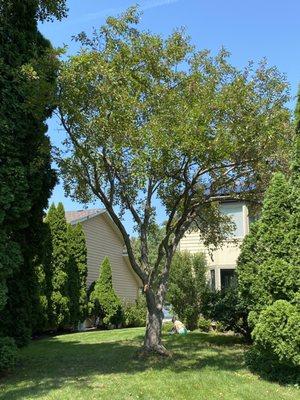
[
  {"x1": 245, "y1": 346, "x2": 300, "y2": 385},
  {"x1": 45, "y1": 203, "x2": 70, "y2": 328},
  {"x1": 37, "y1": 0, "x2": 68, "y2": 21},
  {"x1": 0, "y1": 337, "x2": 19, "y2": 373},
  {"x1": 198, "y1": 316, "x2": 211, "y2": 332},
  {"x1": 237, "y1": 173, "x2": 298, "y2": 319},
  {"x1": 122, "y1": 295, "x2": 147, "y2": 328},
  {"x1": 202, "y1": 288, "x2": 251, "y2": 339},
  {"x1": 237, "y1": 162, "x2": 300, "y2": 375},
  {"x1": 246, "y1": 300, "x2": 300, "y2": 386},
  {"x1": 89, "y1": 257, "x2": 123, "y2": 327},
  {"x1": 248, "y1": 259, "x2": 299, "y2": 327},
  {"x1": 0, "y1": 0, "x2": 59, "y2": 349},
  {"x1": 252, "y1": 300, "x2": 300, "y2": 367},
  {"x1": 167, "y1": 252, "x2": 208, "y2": 330},
  {"x1": 87, "y1": 281, "x2": 96, "y2": 317},
  {"x1": 33, "y1": 223, "x2": 53, "y2": 332},
  {"x1": 67, "y1": 223, "x2": 88, "y2": 325}
]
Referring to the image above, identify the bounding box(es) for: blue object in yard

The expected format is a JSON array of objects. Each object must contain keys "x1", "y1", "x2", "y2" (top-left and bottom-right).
[{"x1": 163, "y1": 304, "x2": 172, "y2": 321}]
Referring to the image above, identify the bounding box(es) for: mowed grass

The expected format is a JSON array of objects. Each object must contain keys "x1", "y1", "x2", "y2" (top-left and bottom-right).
[{"x1": 0, "y1": 328, "x2": 299, "y2": 400}]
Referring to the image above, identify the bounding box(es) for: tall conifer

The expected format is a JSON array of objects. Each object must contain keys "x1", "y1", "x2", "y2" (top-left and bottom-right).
[
  {"x1": 0, "y1": 0, "x2": 64, "y2": 345},
  {"x1": 90, "y1": 257, "x2": 123, "y2": 327},
  {"x1": 67, "y1": 223, "x2": 88, "y2": 326},
  {"x1": 46, "y1": 203, "x2": 70, "y2": 328}
]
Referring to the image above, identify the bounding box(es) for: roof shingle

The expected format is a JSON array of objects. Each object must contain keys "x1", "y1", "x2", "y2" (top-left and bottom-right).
[{"x1": 65, "y1": 209, "x2": 103, "y2": 224}]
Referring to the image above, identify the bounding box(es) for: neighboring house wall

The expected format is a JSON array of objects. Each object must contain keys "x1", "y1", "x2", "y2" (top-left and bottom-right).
[
  {"x1": 179, "y1": 201, "x2": 250, "y2": 290},
  {"x1": 66, "y1": 210, "x2": 140, "y2": 302}
]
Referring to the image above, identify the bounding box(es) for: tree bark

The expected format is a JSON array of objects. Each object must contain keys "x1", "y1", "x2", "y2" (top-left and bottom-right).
[{"x1": 143, "y1": 288, "x2": 169, "y2": 355}]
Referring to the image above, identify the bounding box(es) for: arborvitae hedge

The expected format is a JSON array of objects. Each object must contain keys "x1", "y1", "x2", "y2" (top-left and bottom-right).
[
  {"x1": 237, "y1": 140, "x2": 300, "y2": 378},
  {"x1": 90, "y1": 257, "x2": 123, "y2": 327},
  {"x1": 45, "y1": 203, "x2": 70, "y2": 328},
  {"x1": 67, "y1": 223, "x2": 88, "y2": 326},
  {"x1": 237, "y1": 173, "x2": 299, "y2": 323},
  {"x1": 0, "y1": 0, "x2": 57, "y2": 347}
]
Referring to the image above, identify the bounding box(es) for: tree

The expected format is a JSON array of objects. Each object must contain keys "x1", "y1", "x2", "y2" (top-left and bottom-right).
[
  {"x1": 0, "y1": 0, "x2": 67, "y2": 347},
  {"x1": 237, "y1": 173, "x2": 299, "y2": 323},
  {"x1": 57, "y1": 8, "x2": 292, "y2": 353},
  {"x1": 89, "y1": 257, "x2": 123, "y2": 327},
  {"x1": 167, "y1": 252, "x2": 207, "y2": 330},
  {"x1": 67, "y1": 223, "x2": 88, "y2": 326},
  {"x1": 45, "y1": 203, "x2": 70, "y2": 328},
  {"x1": 237, "y1": 93, "x2": 300, "y2": 378}
]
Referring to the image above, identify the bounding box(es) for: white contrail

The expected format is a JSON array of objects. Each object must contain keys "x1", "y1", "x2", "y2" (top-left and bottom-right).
[
  {"x1": 142, "y1": 0, "x2": 179, "y2": 10},
  {"x1": 78, "y1": 0, "x2": 180, "y2": 23}
]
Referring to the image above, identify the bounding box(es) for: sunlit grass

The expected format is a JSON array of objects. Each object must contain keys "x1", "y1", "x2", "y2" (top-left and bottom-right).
[{"x1": 0, "y1": 328, "x2": 298, "y2": 400}]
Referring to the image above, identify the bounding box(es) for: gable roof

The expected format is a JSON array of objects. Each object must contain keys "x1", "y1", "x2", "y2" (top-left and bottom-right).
[
  {"x1": 65, "y1": 209, "x2": 105, "y2": 224},
  {"x1": 65, "y1": 208, "x2": 125, "y2": 243}
]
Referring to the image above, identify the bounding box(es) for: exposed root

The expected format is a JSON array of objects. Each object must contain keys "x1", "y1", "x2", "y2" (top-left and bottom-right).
[{"x1": 138, "y1": 344, "x2": 172, "y2": 358}]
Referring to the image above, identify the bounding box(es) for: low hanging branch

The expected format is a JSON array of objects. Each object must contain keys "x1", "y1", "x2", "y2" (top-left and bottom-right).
[{"x1": 57, "y1": 7, "x2": 292, "y2": 354}]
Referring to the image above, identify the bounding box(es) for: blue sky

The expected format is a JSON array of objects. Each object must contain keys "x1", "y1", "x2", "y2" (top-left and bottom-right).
[{"x1": 39, "y1": 0, "x2": 300, "y2": 232}]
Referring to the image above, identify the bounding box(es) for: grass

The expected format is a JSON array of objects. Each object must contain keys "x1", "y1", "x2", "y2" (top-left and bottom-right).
[{"x1": 0, "y1": 328, "x2": 299, "y2": 400}]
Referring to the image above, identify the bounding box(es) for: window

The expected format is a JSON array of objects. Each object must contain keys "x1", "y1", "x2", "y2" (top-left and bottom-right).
[
  {"x1": 220, "y1": 202, "x2": 244, "y2": 237},
  {"x1": 220, "y1": 269, "x2": 237, "y2": 290}
]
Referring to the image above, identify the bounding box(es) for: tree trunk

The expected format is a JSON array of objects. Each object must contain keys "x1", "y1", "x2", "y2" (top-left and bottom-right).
[{"x1": 143, "y1": 288, "x2": 169, "y2": 355}]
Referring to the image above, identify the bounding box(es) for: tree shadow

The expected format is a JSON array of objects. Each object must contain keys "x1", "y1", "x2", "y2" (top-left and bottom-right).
[{"x1": 0, "y1": 332, "x2": 250, "y2": 400}]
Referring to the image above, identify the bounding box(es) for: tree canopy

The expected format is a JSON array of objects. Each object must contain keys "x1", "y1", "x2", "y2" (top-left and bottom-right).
[{"x1": 57, "y1": 7, "x2": 293, "y2": 352}]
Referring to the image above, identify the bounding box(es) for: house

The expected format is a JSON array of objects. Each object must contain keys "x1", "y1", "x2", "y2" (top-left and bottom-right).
[
  {"x1": 65, "y1": 209, "x2": 141, "y2": 302},
  {"x1": 178, "y1": 200, "x2": 250, "y2": 291}
]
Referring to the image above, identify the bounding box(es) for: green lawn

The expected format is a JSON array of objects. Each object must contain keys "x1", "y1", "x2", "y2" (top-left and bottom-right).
[{"x1": 0, "y1": 328, "x2": 298, "y2": 400}]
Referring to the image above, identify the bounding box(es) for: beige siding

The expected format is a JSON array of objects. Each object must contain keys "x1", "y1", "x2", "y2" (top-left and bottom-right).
[
  {"x1": 179, "y1": 231, "x2": 242, "y2": 267},
  {"x1": 179, "y1": 202, "x2": 250, "y2": 290},
  {"x1": 81, "y1": 214, "x2": 140, "y2": 302}
]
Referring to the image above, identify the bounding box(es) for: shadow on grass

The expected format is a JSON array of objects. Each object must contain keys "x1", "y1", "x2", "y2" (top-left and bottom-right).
[{"x1": 0, "y1": 332, "x2": 247, "y2": 400}]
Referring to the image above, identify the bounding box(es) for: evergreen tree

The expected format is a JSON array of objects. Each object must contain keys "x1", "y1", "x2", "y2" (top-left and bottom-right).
[
  {"x1": 237, "y1": 95, "x2": 300, "y2": 376},
  {"x1": 67, "y1": 223, "x2": 88, "y2": 326},
  {"x1": 45, "y1": 203, "x2": 70, "y2": 328},
  {"x1": 0, "y1": 0, "x2": 66, "y2": 346},
  {"x1": 237, "y1": 173, "x2": 299, "y2": 324},
  {"x1": 90, "y1": 257, "x2": 123, "y2": 327},
  {"x1": 33, "y1": 222, "x2": 53, "y2": 332}
]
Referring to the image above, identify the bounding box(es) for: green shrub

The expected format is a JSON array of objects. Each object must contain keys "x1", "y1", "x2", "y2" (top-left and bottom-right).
[
  {"x1": 245, "y1": 346, "x2": 300, "y2": 385},
  {"x1": 0, "y1": 337, "x2": 19, "y2": 373},
  {"x1": 168, "y1": 252, "x2": 208, "y2": 331},
  {"x1": 89, "y1": 257, "x2": 123, "y2": 328},
  {"x1": 201, "y1": 288, "x2": 250, "y2": 339},
  {"x1": 123, "y1": 295, "x2": 147, "y2": 328},
  {"x1": 252, "y1": 300, "x2": 300, "y2": 367},
  {"x1": 198, "y1": 316, "x2": 211, "y2": 332}
]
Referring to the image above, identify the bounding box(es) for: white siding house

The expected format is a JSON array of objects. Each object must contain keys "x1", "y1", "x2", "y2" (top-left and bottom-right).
[
  {"x1": 65, "y1": 209, "x2": 141, "y2": 302},
  {"x1": 179, "y1": 201, "x2": 250, "y2": 290}
]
